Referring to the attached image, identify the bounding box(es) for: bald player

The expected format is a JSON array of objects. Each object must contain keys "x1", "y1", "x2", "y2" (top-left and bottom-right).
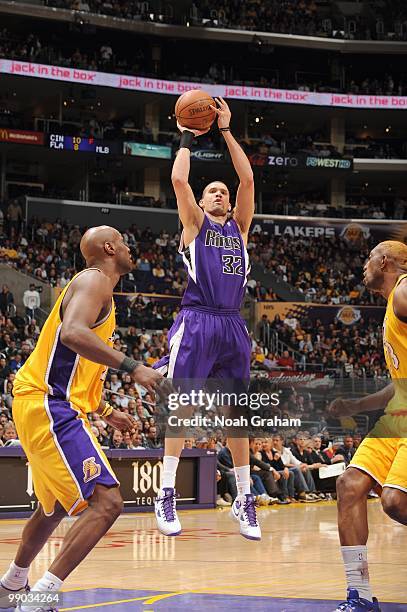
[
  {"x1": 0, "y1": 226, "x2": 162, "y2": 611},
  {"x1": 329, "y1": 241, "x2": 407, "y2": 612}
]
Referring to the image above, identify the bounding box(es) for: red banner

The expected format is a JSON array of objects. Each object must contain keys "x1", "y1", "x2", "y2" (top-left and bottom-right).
[
  {"x1": 0, "y1": 129, "x2": 44, "y2": 145},
  {"x1": 2, "y1": 58, "x2": 407, "y2": 110}
]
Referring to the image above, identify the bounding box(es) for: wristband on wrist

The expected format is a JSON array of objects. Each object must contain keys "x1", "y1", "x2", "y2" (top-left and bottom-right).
[
  {"x1": 179, "y1": 130, "x2": 195, "y2": 149},
  {"x1": 100, "y1": 403, "x2": 114, "y2": 418},
  {"x1": 219, "y1": 127, "x2": 231, "y2": 132},
  {"x1": 121, "y1": 356, "x2": 141, "y2": 373}
]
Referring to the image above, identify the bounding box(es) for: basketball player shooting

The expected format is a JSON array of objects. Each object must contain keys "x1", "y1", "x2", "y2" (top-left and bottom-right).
[
  {"x1": 153, "y1": 97, "x2": 261, "y2": 540},
  {"x1": 0, "y1": 226, "x2": 162, "y2": 611},
  {"x1": 329, "y1": 241, "x2": 407, "y2": 612}
]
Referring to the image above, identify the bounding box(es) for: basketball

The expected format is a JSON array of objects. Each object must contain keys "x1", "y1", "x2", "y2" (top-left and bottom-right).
[{"x1": 175, "y1": 89, "x2": 217, "y2": 131}]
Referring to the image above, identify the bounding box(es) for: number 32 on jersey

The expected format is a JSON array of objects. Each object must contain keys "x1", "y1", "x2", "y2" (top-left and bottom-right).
[{"x1": 222, "y1": 255, "x2": 243, "y2": 275}]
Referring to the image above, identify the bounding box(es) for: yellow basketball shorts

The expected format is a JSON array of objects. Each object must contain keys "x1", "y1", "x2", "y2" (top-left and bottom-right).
[
  {"x1": 12, "y1": 393, "x2": 119, "y2": 516},
  {"x1": 349, "y1": 413, "x2": 407, "y2": 492}
]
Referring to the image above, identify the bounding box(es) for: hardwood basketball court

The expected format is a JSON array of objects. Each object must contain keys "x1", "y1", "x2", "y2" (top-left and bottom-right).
[{"x1": 0, "y1": 500, "x2": 405, "y2": 611}]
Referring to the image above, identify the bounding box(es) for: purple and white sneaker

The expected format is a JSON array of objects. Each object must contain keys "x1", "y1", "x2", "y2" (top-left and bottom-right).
[
  {"x1": 154, "y1": 487, "x2": 181, "y2": 536},
  {"x1": 230, "y1": 494, "x2": 261, "y2": 541}
]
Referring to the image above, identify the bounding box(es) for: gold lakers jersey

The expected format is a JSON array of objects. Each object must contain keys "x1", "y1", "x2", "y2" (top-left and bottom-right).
[
  {"x1": 383, "y1": 273, "x2": 407, "y2": 415},
  {"x1": 13, "y1": 269, "x2": 115, "y2": 413}
]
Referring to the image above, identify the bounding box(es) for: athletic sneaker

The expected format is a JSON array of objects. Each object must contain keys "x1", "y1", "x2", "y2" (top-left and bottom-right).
[
  {"x1": 230, "y1": 494, "x2": 261, "y2": 540},
  {"x1": 256, "y1": 493, "x2": 277, "y2": 506},
  {"x1": 0, "y1": 581, "x2": 29, "y2": 609},
  {"x1": 334, "y1": 589, "x2": 381, "y2": 611},
  {"x1": 216, "y1": 495, "x2": 231, "y2": 507},
  {"x1": 298, "y1": 492, "x2": 318, "y2": 503},
  {"x1": 154, "y1": 487, "x2": 181, "y2": 536},
  {"x1": 255, "y1": 495, "x2": 269, "y2": 507}
]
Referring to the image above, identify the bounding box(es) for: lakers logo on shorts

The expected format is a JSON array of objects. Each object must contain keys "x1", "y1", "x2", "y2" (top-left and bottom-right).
[{"x1": 83, "y1": 457, "x2": 101, "y2": 483}]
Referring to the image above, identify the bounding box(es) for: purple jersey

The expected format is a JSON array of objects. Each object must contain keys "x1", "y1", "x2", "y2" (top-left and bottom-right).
[{"x1": 180, "y1": 215, "x2": 250, "y2": 310}]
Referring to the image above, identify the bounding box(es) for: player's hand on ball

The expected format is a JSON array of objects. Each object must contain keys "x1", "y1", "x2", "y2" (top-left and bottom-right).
[
  {"x1": 104, "y1": 409, "x2": 137, "y2": 433},
  {"x1": 328, "y1": 397, "x2": 360, "y2": 417},
  {"x1": 210, "y1": 97, "x2": 231, "y2": 129},
  {"x1": 176, "y1": 120, "x2": 210, "y2": 137}
]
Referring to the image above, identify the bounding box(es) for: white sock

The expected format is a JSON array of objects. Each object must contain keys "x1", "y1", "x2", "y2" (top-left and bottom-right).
[
  {"x1": 31, "y1": 571, "x2": 63, "y2": 593},
  {"x1": 19, "y1": 572, "x2": 63, "y2": 612},
  {"x1": 341, "y1": 545, "x2": 372, "y2": 602},
  {"x1": 161, "y1": 456, "x2": 179, "y2": 489},
  {"x1": 1, "y1": 561, "x2": 29, "y2": 590},
  {"x1": 234, "y1": 465, "x2": 251, "y2": 496}
]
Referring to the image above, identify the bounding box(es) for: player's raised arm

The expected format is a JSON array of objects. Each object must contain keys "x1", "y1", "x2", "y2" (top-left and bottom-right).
[
  {"x1": 171, "y1": 124, "x2": 206, "y2": 232},
  {"x1": 60, "y1": 271, "x2": 162, "y2": 394},
  {"x1": 211, "y1": 97, "x2": 255, "y2": 236}
]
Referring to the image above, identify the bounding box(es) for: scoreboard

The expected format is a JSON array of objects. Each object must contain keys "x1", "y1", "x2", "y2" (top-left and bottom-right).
[{"x1": 48, "y1": 134, "x2": 114, "y2": 154}]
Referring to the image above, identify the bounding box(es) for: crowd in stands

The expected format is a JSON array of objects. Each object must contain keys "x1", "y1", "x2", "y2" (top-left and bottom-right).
[
  {"x1": 254, "y1": 312, "x2": 387, "y2": 378},
  {"x1": 246, "y1": 134, "x2": 342, "y2": 161},
  {"x1": 0, "y1": 203, "x2": 390, "y2": 309},
  {"x1": 344, "y1": 137, "x2": 404, "y2": 160},
  {"x1": 191, "y1": 0, "x2": 407, "y2": 42},
  {"x1": 41, "y1": 0, "x2": 407, "y2": 42},
  {"x1": 47, "y1": 0, "x2": 154, "y2": 21},
  {"x1": 262, "y1": 195, "x2": 404, "y2": 220},
  {"x1": 2, "y1": 211, "x2": 387, "y2": 308},
  {"x1": 0, "y1": 209, "x2": 388, "y2": 382},
  {"x1": 248, "y1": 230, "x2": 385, "y2": 307},
  {"x1": 2, "y1": 23, "x2": 407, "y2": 96}
]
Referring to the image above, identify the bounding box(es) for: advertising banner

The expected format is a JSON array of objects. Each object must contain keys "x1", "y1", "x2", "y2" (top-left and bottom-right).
[
  {"x1": 256, "y1": 302, "x2": 385, "y2": 326},
  {"x1": 2, "y1": 58, "x2": 407, "y2": 110},
  {"x1": 123, "y1": 142, "x2": 172, "y2": 159},
  {"x1": 251, "y1": 216, "x2": 407, "y2": 246},
  {"x1": 248, "y1": 153, "x2": 352, "y2": 170},
  {"x1": 190, "y1": 149, "x2": 225, "y2": 161},
  {"x1": 0, "y1": 449, "x2": 216, "y2": 515},
  {"x1": 260, "y1": 370, "x2": 335, "y2": 389},
  {"x1": 0, "y1": 128, "x2": 44, "y2": 145}
]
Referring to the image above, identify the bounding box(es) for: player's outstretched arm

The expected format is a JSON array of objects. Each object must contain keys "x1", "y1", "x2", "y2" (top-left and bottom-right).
[
  {"x1": 60, "y1": 272, "x2": 162, "y2": 395},
  {"x1": 171, "y1": 123, "x2": 206, "y2": 232},
  {"x1": 211, "y1": 97, "x2": 255, "y2": 235},
  {"x1": 328, "y1": 382, "x2": 394, "y2": 417}
]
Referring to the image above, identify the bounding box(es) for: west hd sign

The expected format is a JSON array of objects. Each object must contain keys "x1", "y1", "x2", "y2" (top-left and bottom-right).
[{"x1": 249, "y1": 153, "x2": 353, "y2": 170}]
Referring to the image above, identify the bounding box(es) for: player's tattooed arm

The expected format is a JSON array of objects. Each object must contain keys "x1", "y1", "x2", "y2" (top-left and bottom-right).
[{"x1": 328, "y1": 382, "x2": 394, "y2": 417}]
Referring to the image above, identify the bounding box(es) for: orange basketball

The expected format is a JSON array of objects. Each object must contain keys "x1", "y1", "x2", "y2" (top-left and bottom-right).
[{"x1": 175, "y1": 89, "x2": 216, "y2": 131}]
